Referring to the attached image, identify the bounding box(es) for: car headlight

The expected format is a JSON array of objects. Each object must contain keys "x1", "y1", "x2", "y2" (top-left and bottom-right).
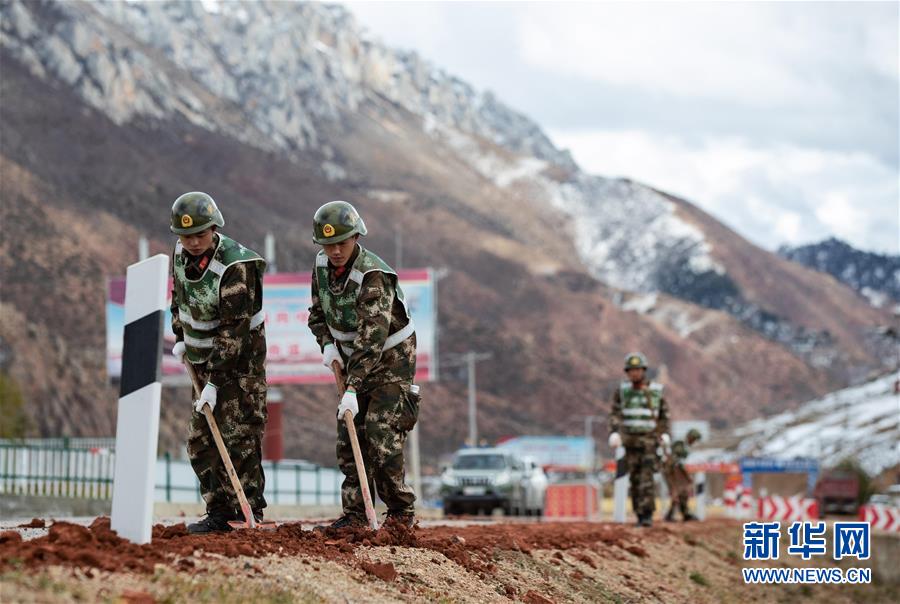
[{"x1": 441, "y1": 472, "x2": 458, "y2": 487}]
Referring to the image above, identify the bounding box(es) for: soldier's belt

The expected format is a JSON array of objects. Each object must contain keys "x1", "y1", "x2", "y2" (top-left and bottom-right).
[
  {"x1": 182, "y1": 310, "x2": 266, "y2": 348},
  {"x1": 179, "y1": 309, "x2": 221, "y2": 330},
  {"x1": 328, "y1": 325, "x2": 357, "y2": 341},
  {"x1": 622, "y1": 408, "x2": 654, "y2": 417},
  {"x1": 622, "y1": 419, "x2": 657, "y2": 430},
  {"x1": 332, "y1": 321, "x2": 415, "y2": 356}
]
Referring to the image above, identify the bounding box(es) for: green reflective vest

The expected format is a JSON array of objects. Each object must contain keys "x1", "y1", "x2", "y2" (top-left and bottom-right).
[
  {"x1": 315, "y1": 245, "x2": 414, "y2": 357},
  {"x1": 619, "y1": 381, "x2": 664, "y2": 435},
  {"x1": 173, "y1": 234, "x2": 266, "y2": 363}
]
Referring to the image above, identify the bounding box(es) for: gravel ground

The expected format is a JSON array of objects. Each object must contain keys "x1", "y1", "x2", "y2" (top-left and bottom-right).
[{"x1": 1, "y1": 516, "x2": 896, "y2": 603}]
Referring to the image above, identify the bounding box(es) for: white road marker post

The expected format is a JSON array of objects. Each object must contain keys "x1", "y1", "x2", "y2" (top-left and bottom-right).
[
  {"x1": 613, "y1": 445, "x2": 628, "y2": 523},
  {"x1": 110, "y1": 254, "x2": 168, "y2": 544}
]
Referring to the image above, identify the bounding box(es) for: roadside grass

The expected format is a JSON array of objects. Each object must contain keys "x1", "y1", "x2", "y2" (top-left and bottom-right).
[{"x1": 689, "y1": 571, "x2": 709, "y2": 586}]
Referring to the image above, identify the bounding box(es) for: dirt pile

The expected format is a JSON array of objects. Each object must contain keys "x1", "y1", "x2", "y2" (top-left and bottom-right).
[
  {"x1": 17, "y1": 518, "x2": 46, "y2": 528},
  {"x1": 1, "y1": 517, "x2": 648, "y2": 578}
]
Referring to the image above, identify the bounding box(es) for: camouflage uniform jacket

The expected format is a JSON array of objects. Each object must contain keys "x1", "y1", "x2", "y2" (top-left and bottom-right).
[
  {"x1": 171, "y1": 234, "x2": 267, "y2": 387},
  {"x1": 609, "y1": 380, "x2": 671, "y2": 441},
  {"x1": 307, "y1": 244, "x2": 416, "y2": 393}
]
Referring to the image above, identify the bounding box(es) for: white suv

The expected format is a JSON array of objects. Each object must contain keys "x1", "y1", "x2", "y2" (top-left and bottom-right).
[{"x1": 440, "y1": 448, "x2": 530, "y2": 516}]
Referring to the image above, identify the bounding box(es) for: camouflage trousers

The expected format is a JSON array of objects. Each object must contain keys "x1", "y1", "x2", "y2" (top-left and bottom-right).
[
  {"x1": 623, "y1": 436, "x2": 660, "y2": 517},
  {"x1": 337, "y1": 382, "x2": 420, "y2": 518},
  {"x1": 663, "y1": 462, "x2": 693, "y2": 513},
  {"x1": 187, "y1": 367, "x2": 268, "y2": 518}
]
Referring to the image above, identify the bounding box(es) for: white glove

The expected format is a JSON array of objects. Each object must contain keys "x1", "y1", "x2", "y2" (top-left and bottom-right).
[
  {"x1": 194, "y1": 383, "x2": 218, "y2": 413},
  {"x1": 322, "y1": 343, "x2": 343, "y2": 369},
  {"x1": 172, "y1": 341, "x2": 186, "y2": 362},
  {"x1": 337, "y1": 390, "x2": 358, "y2": 420},
  {"x1": 660, "y1": 433, "x2": 671, "y2": 447},
  {"x1": 608, "y1": 432, "x2": 622, "y2": 449}
]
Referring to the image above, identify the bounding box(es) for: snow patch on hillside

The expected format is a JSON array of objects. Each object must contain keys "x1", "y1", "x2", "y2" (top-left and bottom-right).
[
  {"x1": 430, "y1": 124, "x2": 726, "y2": 295},
  {"x1": 540, "y1": 175, "x2": 726, "y2": 293},
  {"x1": 716, "y1": 373, "x2": 900, "y2": 476}
]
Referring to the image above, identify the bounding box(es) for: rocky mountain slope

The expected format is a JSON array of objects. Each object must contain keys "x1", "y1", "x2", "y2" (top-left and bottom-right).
[
  {"x1": 0, "y1": 0, "x2": 893, "y2": 464},
  {"x1": 779, "y1": 237, "x2": 900, "y2": 309}
]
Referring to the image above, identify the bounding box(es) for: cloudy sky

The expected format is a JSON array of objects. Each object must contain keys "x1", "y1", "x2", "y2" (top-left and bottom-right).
[{"x1": 345, "y1": 1, "x2": 898, "y2": 254}]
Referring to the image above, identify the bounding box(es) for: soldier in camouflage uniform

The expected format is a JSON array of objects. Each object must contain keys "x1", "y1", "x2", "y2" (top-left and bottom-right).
[
  {"x1": 608, "y1": 352, "x2": 671, "y2": 527},
  {"x1": 663, "y1": 428, "x2": 701, "y2": 522},
  {"x1": 307, "y1": 200, "x2": 420, "y2": 529},
  {"x1": 168, "y1": 192, "x2": 269, "y2": 534}
]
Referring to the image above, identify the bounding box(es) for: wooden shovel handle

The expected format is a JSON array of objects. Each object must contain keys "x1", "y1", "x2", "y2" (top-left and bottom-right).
[
  {"x1": 331, "y1": 360, "x2": 379, "y2": 530},
  {"x1": 184, "y1": 360, "x2": 256, "y2": 529}
]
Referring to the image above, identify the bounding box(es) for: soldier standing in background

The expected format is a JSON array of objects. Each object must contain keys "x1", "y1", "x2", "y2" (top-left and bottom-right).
[
  {"x1": 169, "y1": 192, "x2": 269, "y2": 534},
  {"x1": 663, "y1": 428, "x2": 702, "y2": 522},
  {"x1": 307, "y1": 200, "x2": 420, "y2": 529},
  {"x1": 608, "y1": 352, "x2": 671, "y2": 527}
]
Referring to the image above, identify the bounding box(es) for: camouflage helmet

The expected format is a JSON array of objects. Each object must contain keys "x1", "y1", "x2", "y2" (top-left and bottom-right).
[
  {"x1": 624, "y1": 352, "x2": 648, "y2": 371},
  {"x1": 312, "y1": 200, "x2": 367, "y2": 245},
  {"x1": 170, "y1": 192, "x2": 224, "y2": 235},
  {"x1": 686, "y1": 429, "x2": 702, "y2": 444}
]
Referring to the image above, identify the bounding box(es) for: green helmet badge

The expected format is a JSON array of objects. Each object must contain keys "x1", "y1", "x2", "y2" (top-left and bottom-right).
[
  {"x1": 313, "y1": 200, "x2": 367, "y2": 244},
  {"x1": 171, "y1": 192, "x2": 225, "y2": 235}
]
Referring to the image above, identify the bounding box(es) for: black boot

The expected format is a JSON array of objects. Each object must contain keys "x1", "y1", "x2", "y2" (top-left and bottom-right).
[
  {"x1": 315, "y1": 514, "x2": 366, "y2": 531},
  {"x1": 665, "y1": 507, "x2": 676, "y2": 522},
  {"x1": 187, "y1": 514, "x2": 233, "y2": 534},
  {"x1": 637, "y1": 513, "x2": 653, "y2": 527}
]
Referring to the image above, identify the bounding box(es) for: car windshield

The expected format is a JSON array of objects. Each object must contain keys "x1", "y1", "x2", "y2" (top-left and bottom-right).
[{"x1": 453, "y1": 454, "x2": 507, "y2": 470}]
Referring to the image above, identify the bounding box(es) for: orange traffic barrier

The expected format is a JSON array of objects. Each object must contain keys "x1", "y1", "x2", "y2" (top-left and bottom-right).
[{"x1": 544, "y1": 484, "x2": 599, "y2": 518}]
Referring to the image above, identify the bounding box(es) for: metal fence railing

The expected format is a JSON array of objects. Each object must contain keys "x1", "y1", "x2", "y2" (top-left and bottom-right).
[
  {"x1": 0, "y1": 443, "x2": 341, "y2": 505},
  {"x1": 0, "y1": 437, "x2": 117, "y2": 451},
  {"x1": 0, "y1": 444, "x2": 114, "y2": 498}
]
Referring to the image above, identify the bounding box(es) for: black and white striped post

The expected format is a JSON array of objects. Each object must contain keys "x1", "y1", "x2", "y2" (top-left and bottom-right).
[
  {"x1": 110, "y1": 254, "x2": 168, "y2": 544},
  {"x1": 613, "y1": 446, "x2": 628, "y2": 522}
]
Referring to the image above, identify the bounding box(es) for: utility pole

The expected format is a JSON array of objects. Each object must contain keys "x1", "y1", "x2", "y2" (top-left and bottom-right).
[
  {"x1": 138, "y1": 236, "x2": 149, "y2": 261},
  {"x1": 443, "y1": 351, "x2": 493, "y2": 446},
  {"x1": 467, "y1": 353, "x2": 478, "y2": 445},
  {"x1": 265, "y1": 232, "x2": 277, "y2": 274}
]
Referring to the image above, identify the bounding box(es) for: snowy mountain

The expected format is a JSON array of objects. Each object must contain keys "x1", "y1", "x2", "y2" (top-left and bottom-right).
[
  {"x1": 700, "y1": 373, "x2": 900, "y2": 477},
  {"x1": 779, "y1": 237, "x2": 900, "y2": 309},
  {"x1": 0, "y1": 0, "x2": 892, "y2": 460}
]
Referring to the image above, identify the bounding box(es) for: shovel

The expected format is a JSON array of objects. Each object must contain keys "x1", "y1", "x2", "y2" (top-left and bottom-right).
[
  {"x1": 331, "y1": 360, "x2": 379, "y2": 531},
  {"x1": 184, "y1": 360, "x2": 276, "y2": 530}
]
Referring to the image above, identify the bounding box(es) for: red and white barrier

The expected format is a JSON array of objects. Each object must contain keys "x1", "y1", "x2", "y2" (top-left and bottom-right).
[
  {"x1": 737, "y1": 487, "x2": 755, "y2": 518},
  {"x1": 758, "y1": 495, "x2": 818, "y2": 521},
  {"x1": 724, "y1": 485, "x2": 738, "y2": 509},
  {"x1": 724, "y1": 484, "x2": 755, "y2": 518},
  {"x1": 859, "y1": 504, "x2": 900, "y2": 532}
]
